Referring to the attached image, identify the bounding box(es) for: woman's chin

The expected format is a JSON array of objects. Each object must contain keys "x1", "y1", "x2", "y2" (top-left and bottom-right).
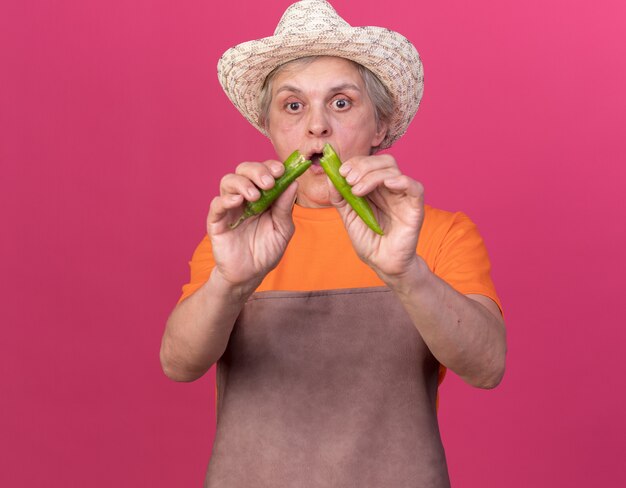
[{"x1": 295, "y1": 182, "x2": 333, "y2": 208}]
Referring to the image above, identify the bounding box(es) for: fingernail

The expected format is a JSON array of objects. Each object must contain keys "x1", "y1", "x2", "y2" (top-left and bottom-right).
[
  {"x1": 248, "y1": 187, "x2": 260, "y2": 199},
  {"x1": 346, "y1": 172, "x2": 358, "y2": 184},
  {"x1": 339, "y1": 164, "x2": 352, "y2": 177},
  {"x1": 352, "y1": 183, "x2": 363, "y2": 194},
  {"x1": 261, "y1": 175, "x2": 274, "y2": 187}
]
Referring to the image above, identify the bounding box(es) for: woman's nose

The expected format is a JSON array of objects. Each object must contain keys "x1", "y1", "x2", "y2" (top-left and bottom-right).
[{"x1": 307, "y1": 105, "x2": 331, "y2": 137}]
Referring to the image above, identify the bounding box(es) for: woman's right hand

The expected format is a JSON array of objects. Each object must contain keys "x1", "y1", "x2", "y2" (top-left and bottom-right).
[{"x1": 206, "y1": 159, "x2": 298, "y2": 292}]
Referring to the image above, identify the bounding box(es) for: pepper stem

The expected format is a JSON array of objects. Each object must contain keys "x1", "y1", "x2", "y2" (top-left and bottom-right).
[{"x1": 229, "y1": 215, "x2": 246, "y2": 230}]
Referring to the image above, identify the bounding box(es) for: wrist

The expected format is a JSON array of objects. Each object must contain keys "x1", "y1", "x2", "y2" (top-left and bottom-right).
[
  {"x1": 379, "y1": 255, "x2": 431, "y2": 297},
  {"x1": 209, "y1": 267, "x2": 261, "y2": 304}
]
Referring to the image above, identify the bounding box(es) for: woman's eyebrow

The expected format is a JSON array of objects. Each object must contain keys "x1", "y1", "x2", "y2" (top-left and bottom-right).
[
  {"x1": 275, "y1": 85, "x2": 302, "y2": 96},
  {"x1": 328, "y1": 83, "x2": 361, "y2": 93}
]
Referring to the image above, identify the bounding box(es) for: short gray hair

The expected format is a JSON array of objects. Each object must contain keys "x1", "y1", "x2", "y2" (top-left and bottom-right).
[{"x1": 257, "y1": 56, "x2": 394, "y2": 152}]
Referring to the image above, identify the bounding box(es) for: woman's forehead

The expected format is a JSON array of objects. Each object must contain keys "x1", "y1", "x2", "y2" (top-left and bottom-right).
[{"x1": 271, "y1": 56, "x2": 365, "y2": 93}]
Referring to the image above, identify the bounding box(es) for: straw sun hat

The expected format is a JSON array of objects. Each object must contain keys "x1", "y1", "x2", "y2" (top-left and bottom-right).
[{"x1": 217, "y1": 0, "x2": 423, "y2": 149}]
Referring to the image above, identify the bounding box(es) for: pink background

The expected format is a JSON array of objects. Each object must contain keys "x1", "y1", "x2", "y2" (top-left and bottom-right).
[{"x1": 2, "y1": 0, "x2": 625, "y2": 486}]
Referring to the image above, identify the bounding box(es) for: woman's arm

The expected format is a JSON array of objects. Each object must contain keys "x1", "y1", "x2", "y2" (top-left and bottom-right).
[
  {"x1": 160, "y1": 161, "x2": 298, "y2": 382},
  {"x1": 384, "y1": 257, "x2": 506, "y2": 389},
  {"x1": 160, "y1": 269, "x2": 256, "y2": 382},
  {"x1": 329, "y1": 153, "x2": 507, "y2": 388}
]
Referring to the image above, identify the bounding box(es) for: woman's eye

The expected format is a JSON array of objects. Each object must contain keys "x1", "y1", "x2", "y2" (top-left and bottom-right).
[
  {"x1": 332, "y1": 98, "x2": 351, "y2": 110},
  {"x1": 285, "y1": 101, "x2": 302, "y2": 112}
]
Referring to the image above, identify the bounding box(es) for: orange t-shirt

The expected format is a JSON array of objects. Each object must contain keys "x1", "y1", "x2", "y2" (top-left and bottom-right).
[
  {"x1": 181, "y1": 204, "x2": 501, "y2": 304},
  {"x1": 179, "y1": 203, "x2": 502, "y2": 388}
]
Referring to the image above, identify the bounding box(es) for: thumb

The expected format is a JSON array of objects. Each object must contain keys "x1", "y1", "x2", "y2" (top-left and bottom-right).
[
  {"x1": 271, "y1": 181, "x2": 298, "y2": 223},
  {"x1": 327, "y1": 177, "x2": 359, "y2": 229},
  {"x1": 327, "y1": 177, "x2": 347, "y2": 209}
]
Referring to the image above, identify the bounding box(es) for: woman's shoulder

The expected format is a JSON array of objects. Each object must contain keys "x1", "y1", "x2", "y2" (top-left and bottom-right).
[{"x1": 422, "y1": 204, "x2": 475, "y2": 236}]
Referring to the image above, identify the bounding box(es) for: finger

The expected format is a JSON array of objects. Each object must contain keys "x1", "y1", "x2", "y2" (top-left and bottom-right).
[
  {"x1": 207, "y1": 194, "x2": 243, "y2": 228},
  {"x1": 350, "y1": 167, "x2": 402, "y2": 196},
  {"x1": 326, "y1": 177, "x2": 372, "y2": 233},
  {"x1": 326, "y1": 176, "x2": 347, "y2": 208},
  {"x1": 264, "y1": 159, "x2": 286, "y2": 178},
  {"x1": 383, "y1": 175, "x2": 424, "y2": 199},
  {"x1": 270, "y1": 181, "x2": 298, "y2": 228},
  {"x1": 235, "y1": 160, "x2": 284, "y2": 190},
  {"x1": 339, "y1": 154, "x2": 398, "y2": 183},
  {"x1": 219, "y1": 173, "x2": 262, "y2": 201}
]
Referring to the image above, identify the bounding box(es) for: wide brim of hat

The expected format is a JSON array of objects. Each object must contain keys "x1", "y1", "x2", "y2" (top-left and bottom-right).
[{"x1": 217, "y1": 25, "x2": 424, "y2": 149}]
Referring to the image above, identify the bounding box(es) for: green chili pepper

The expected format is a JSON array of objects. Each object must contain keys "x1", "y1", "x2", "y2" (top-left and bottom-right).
[
  {"x1": 319, "y1": 143, "x2": 384, "y2": 235},
  {"x1": 230, "y1": 150, "x2": 312, "y2": 229}
]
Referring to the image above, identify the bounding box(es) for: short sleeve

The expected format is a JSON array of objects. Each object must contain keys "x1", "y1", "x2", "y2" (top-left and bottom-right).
[
  {"x1": 179, "y1": 235, "x2": 215, "y2": 303},
  {"x1": 432, "y1": 212, "x2": 503, "y2": 313}
]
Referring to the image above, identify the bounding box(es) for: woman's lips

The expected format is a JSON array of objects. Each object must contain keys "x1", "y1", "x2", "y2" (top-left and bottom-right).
[
  {"x1": 309, "y1": 162, "x2": 325, "y2": 175},
  {"x1": 307, "y1": 152, "x2": 325, "y2": 175}
]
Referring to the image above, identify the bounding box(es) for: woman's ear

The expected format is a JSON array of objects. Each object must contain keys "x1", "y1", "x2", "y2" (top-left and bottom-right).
[{"x1": 371, "y1": 122, "x2": 388, "y2": 149}]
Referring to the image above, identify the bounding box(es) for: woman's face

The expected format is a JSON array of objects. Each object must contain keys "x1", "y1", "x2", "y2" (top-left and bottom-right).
[{"x1": 267, "y1": 56, "x2": 387, "y2": 208}]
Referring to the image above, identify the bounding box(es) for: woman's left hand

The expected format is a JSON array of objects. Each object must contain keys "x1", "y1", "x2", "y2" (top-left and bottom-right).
[{"x1": 328, "y1": 153, "x2": 425, "y2": 282}]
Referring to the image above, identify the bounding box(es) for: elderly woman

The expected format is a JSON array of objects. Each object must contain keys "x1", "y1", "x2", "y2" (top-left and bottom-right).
[{"x1": 160, "y1": 0, "x2": 506, "y2": 486}]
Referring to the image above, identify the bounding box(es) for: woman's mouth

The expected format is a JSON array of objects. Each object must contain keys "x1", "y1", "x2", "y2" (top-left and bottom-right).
[{"x1": 308, "y1": 152, "x2": 325, "y2": 175}]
